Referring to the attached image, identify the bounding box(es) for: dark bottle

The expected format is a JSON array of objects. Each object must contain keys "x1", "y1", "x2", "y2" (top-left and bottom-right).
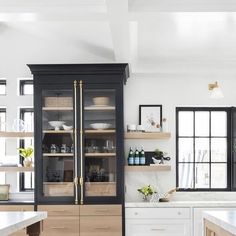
[
  {"x1": 128, "y1": 147, "x2": 134, "y2": 166},
  {"x1": 134, "y1": 147, "x2": 140, "y2": 165},
  {"x1": 139, "y1": 147, "x2": 146, "y2": 165}
]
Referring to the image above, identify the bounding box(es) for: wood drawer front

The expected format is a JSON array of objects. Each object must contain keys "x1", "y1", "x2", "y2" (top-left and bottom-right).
[
  {"x1": 10, "y1": 229, "x2": 27, "y2": 236},
  {"x1": 80, "y1": 205, "x2": 121, "y2": 216},
  {"x1": 80, "y1": 216, "x2": 122, "y2": 236},
  {"x1": 126, "y1": 219, "x2": 190, "y2": 236},
  {"x1": 42, "y1": 216, "x2": 79, "y2": 236},
  {"x1": 38, "y1": 205, "x2": 79, "y2": 216},
  {"x1": 126, "y1": 207, "x2": 190, "y2": 219},
  {"x1": 0, "y1": 205, "x2": 34, "y2": 212}
]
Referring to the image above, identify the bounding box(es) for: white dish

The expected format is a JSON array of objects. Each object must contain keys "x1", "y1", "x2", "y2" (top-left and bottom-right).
[
  {"x1": 62, "y1": 125, "x2": 73, "y2": 131},
  {"x1": 93, "y1": 97, "x2": 109, "y2": 106},
  {"x1": 90, "y1": 123, "x2": 111, "y2": 130},
  {"x1": 49, "y1": 121, "x2": 65, "y2": 131}
]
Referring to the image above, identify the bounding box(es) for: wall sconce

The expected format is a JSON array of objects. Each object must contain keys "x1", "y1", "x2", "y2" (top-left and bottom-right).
[{"x1": 208, "y1": 81, "x2": 224, "y2": 99}]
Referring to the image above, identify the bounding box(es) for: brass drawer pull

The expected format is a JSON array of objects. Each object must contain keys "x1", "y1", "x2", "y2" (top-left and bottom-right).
[{"x1": 51, "y1": 226, "x2": 67, "y2": 229}]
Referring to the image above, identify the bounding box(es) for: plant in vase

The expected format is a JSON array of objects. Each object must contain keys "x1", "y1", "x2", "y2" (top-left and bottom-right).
[
  {"x1": 18, "y1": 147, "x2": 33, "y2": 167},
  {"x1": 137, "y1": 184, "x2": 156, "y2": 201}
]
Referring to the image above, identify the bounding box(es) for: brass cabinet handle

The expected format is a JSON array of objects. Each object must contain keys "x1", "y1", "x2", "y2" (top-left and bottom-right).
[
  {"x1": 79, "y1": 80, "x2": 84, "y2": 205},
  {"x1": 51, "y1": 226, "x2": 67, "y2": 229},
  {"x1": 74, "y1": 80, "x2": 78, "y2": 205}
]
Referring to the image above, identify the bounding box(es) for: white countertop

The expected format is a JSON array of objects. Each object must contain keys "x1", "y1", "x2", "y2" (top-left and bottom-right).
[
  {"x1": 0, "y1": 211, "x2": 47, "y2": 236},
  {"x1": 125, "y1": 201, "x2": 236, "y2": 208},
  {"x1": 203, "y1": 210, "x2": 236, "y2": 235}
]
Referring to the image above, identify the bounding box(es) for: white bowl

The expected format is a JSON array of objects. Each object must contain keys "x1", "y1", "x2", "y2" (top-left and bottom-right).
[
  {"x1": 90, "y1": 123, "x2": 111, "y2": 130},
  {"x1": 92, "y1": 97, "x2": 109, "y2": 106},
  {"x1": 49, "y1": 121, "x2": 65, "y2": 130},
  {"x1": 62, "y1": 125, "x2": 73, "y2": 131}
]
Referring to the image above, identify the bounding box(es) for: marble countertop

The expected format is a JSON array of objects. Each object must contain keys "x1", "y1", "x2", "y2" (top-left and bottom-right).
[
  {"x1": 125, "y1": 201, "x2": 236, "y2": 208},
  {"x1": 0, "y1": 211, "x2": 47, "y2": 236},
  {"x1": 203, "y1": 210, "x2": 236, "y2": 235}
]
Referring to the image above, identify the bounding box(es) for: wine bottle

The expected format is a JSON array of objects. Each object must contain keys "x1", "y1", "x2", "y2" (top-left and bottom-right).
[
  {"x1": 134, "y1": 147, "x2": 140, "y2": 165},
  {"x1": 128, "y1": 147, "x2": 134, "y2": 166},
  {"x1": 140, "y1": 146, "x2": 146, "y2": 166}
]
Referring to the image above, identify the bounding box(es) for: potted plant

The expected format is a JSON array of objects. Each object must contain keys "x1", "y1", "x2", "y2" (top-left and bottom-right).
[
  {"x1": 137, "y1": 184, "x2": 157, "y2": 201},
  {"x1": 18, "y1": 147, "x2": 33, "y2": 167}
]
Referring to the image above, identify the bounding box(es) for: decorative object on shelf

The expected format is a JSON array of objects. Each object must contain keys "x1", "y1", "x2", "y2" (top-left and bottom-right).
[
  {"x1": 62, "y1": 125, "x2": 73, "y2": 131},
  {"x1": 12, "y1": 119, "x2": 25, "y2": 132},
  {"x1": 208, "y1": 81, "x2": 224, "y2": 99},
  {"x1": 136, "y1": 125, "x2": 145, "y2": 132},
  {"x1": 45, "y1": 96, "x2": 73, "y2": 107},
  {"x1": 161, "y1": 118, "x2": 169, "y2": 132},
  {"x1": 137, "y1": 184, "x2": 157, "y2": 201},
  {"x1": 92, "y1": 96, "x2": 109, "y2": 106},
  {"x1": 159, "y1": 187, "x2": 178, "y2": 202},
  {"x1": 139, "y1": 105, "x2": 162, "y2": 132},
  {"x1": 90, "y1": 123, "x2": 111, "y2": 130},
  {"x1": 127, "y1": 124, "x2": 137, "y2": 132},
  {"x1": 0, "y1": 184, "x2": 10, "y2": 201},
  {"x1": 18, "y1": 147, "x2": 33, "y2": 167},
  {"x1": 152, "y1": 149, "x2": 171, "y2": 165},
  {"x1": 48, "y1": 121, "x2": 65, "y2": 131}
]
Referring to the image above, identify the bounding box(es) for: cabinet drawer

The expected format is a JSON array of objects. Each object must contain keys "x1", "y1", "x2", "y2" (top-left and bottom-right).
[
  {"x1": 42, "y1": 216, "x2": 79, "y2": 236},
  {"x1": 0, "y1": 205, "x2": 34, "y2": 212},
  {"x1": 80, "y1": 216, "x2": 122, "y2": 236},
  {"x1": 10, "y1": 229, "x2": 27, "y2": 236},
  {"x1": 80, "y1": 205, "x2": 121, "y2": 216},
  {"x1": 126, "y1": 207, "x2": 190, "y2": 219},
  {"x1": 38, "y1": 205, "x2": 79, "y2": 216},
  {"x1": 126, "y1": 219, "x2": 190, "y2": 236}
]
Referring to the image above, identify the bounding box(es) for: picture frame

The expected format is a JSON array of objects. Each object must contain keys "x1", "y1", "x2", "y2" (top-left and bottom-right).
[{"x1": 139, "y1": 105, "x2": 162, "y2": 132}]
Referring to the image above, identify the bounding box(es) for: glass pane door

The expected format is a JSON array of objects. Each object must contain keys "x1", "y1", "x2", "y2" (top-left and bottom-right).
[
  {"x1": 84, "y1": 89, "x2": 117, "y2": 197},
  {"x1": 42, "y1": 89, "x2": 74, "y2": 197}
]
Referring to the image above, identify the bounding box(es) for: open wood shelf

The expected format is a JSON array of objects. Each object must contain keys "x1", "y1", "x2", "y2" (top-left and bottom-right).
[
  {"x1": 0, "y1": 167, "x2": 34, "y2": 172},
  {"x1": 85, "y1": 153, "x2": 116, "y2": 157},
  {"x1": 84, "y1": 106, "x2": 115, "y2": 111},
  {"x1": 43, "y1": 130, "x2": 73, "y2": 134},
  {"x1": 43, "y1": 153, "x2": 74, "y2": 157},
  {"x1": 0, "y1": 131, "x2": 34, "y2": 138},
  {"x1": 125, "y1": 165, "x2": 171, "y2": 172},
  {"x1": 125, "y1": 132, "x2": 171, "y2": 139},
  {"x1": 42, "y1": 107, "x2": 73, "y2": 111},
  {"x1": 85, "y1": 129, "x2": 115, "y2": 134}
]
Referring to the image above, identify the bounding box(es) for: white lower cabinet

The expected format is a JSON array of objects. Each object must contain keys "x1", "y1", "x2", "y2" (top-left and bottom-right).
[{"x1": 126, "y1": 208, "x2": 191, "y2": 236}]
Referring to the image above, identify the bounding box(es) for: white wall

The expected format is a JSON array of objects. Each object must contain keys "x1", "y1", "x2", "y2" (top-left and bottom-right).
[{"x1": 124, "y1": 72, "x2": 236, "y2": 202}]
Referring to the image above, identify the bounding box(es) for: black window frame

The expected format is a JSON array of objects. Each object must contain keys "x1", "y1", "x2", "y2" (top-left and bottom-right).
[
  {"x1": 176, "y1": 107, "x2": 232, "y2": 191},
  {"x1": 19, "y1": 80, "x2": 33, "y2": 95},
  {"x1": 19, "y1": 108, "x2": 34, "y2": 192},
  {"x1": 0, "y1": 80, "x2": 6, "y2": 95}
]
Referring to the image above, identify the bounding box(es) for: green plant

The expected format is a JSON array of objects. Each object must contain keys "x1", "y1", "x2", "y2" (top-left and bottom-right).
[
  {"x1": 154, "y1": 148, "x2": 164, "y2": 158},
  {"x1": 137, "y1": 185, "x2": 156, "y2": 200},
  {"x1": 18, "y1": 147, "x2": 33, "y2": 159}
]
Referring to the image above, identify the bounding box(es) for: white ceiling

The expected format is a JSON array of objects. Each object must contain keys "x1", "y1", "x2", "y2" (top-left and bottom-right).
[{"x1": 0, "y1": 0, "x2": 236, "y2": 75}]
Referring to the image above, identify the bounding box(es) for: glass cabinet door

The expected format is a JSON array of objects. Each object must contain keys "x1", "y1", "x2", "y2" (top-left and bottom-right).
[
  {"x1": 83, "y1": 88, "x2": 117, "y2": 198},
  {"x1": 41, "y1": 89, "x2": 74, "y2": 197}
]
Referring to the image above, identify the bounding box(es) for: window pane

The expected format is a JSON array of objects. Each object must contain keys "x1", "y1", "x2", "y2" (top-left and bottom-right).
[
  {"x1": 24, "y1": 84, "x2": 33, "y2": 95},
  {"x1": 195, "y1": 112, "x2": 209, "y2": 136},
  {"x1": 179, "y1": 111, "x2": 193, "y2": 136},
  {"x1": 211, "y1": 138, "x2": 227, "y2": 162},
  {"x1": 211, "y1": 111, "x2": 227, "y2": 136},
  {"x1": 178, "y1": 163, "x2": 193, "y2": 188},
  {"x1": 211, "y1": 164, "x2": 227, "y2": 188},
  {"x1": 195, "y1": 164, "x2": 209, "y2": 188},
  {"x1": 178, "y1": 138, "x2": 193, "y2": 162},
  {"x1": 195, "y1": 138, "x2": 209, "y2": 162}
]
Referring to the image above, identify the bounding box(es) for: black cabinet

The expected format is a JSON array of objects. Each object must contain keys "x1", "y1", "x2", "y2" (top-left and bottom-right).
[{"x1": 28, "y1": 64, "x2": 129, "y2": 205}]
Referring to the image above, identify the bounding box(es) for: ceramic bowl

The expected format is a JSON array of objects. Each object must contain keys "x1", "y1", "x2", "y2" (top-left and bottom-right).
[
  {"x1": 92, "y1": 97, "x2": 109, "y2": 106},
  {"x1": 62, "y1": 125, "x2": 73, "y2": 131},
  {"x1": 49, "y1": 121, "x2": 65, "y2": 130},
  {"x1": 90, "y1": 123, "x2": 111, "y2": 130}
]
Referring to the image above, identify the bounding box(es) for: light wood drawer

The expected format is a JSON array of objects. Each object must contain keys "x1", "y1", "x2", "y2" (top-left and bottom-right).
[
  {"x1": 126, "y1": 207, "x2": 191, "y2": 219},
  {"x1": 0, "y1": 205, "x2": 34, "y2": 212},
  {"x1": 38, "y1": 205, "x2": 79, "y2": 216},
  {"x1": 10, "y1": 229, "x2": 27, "y2": 236},
  {"x1": 80, "y1": 205, "x2": 121, "y2": 216},
  {"x1": 80, "y1": 216, "x2": 122, "y2": 236},
  {"x1": 41, "y1": 216, "x2": 79, "y2": 236}
]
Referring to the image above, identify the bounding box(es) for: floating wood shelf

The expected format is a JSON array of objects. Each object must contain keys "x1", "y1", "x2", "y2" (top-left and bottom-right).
[
  {"x1": 42, "y1": 107, "x2": 73, "y2": 111},
  {"x1": 0, "y1": 167, "x2": 34, "y2": 172},
  {"x1": 124, "y1": 132, "x2": 171, "y2": 139},
  {"x1": 125, "y1": 165, "x2": 171, "y2": 172},
  {"x1": 0, "y1": 131, "x2": 34, "y2": 138},
  {"x1": 43, "y1": 130, "x2": 73, "y2": 134},
  {"x1": 85, "y1": 153, "x2": 116, "y2": 157},
  {"x1": 84, "y1": 106, "x2": 115, "y2": 111},
  {"x1": 85, "y1": 129, "x2": 115, "y2": 134},
  {"x1": 43, "y1": 153, "x2": 74, "y2": 157}
]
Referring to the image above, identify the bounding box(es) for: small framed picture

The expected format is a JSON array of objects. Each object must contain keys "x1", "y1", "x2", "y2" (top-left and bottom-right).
[{"x1": 139, "y1": 105, "x2": 162, "y2": 132}]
